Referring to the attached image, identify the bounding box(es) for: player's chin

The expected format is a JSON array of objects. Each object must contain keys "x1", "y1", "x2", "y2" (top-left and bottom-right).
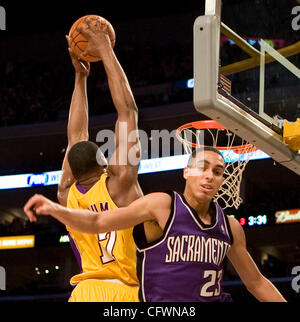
[{"x1": 195, "y1": 189, "x2": 215, "y2": 201}]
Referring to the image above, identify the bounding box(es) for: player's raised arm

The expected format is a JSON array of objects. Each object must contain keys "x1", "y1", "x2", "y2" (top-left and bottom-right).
[
  {"x1": 24, "y1": 192, "x2": 171, "y2": 234},
  {"x1": 102, "y1": 45, "x2": 140, "y2": 177},
  {"x1": 78, "y1": 17, "x2": 140, "y2": 177},
  {"x1": 57, "y1": 37, "x2": 90, "y2": 206},
  {"x1": 226, "y1": 216, "x2": 286, "y2": 302}
]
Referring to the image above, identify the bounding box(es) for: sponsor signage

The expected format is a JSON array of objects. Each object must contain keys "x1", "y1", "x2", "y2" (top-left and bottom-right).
[
  {"x1": 0, "y1": 152, "x2": 270, "y2": 190},
  {"x1": 0, "y1": 235, "x2": 35, "y2": 250},
  {"x1": 275, "y1": 209, "x2": 300, "y2": 224}
]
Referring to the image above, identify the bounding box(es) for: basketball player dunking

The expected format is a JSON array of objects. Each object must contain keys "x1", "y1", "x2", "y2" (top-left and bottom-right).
[
  {"x1": 57, "y1": 17, "x2": 142, "y2": 302},
  {"x1": 25, "y1": 147, "x2": 286, "y2": 302}
]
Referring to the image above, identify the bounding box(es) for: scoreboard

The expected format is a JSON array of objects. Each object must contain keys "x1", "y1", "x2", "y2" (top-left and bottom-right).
[{"x1": 238, "y1": 215, "x2": 268, "y2": 227}]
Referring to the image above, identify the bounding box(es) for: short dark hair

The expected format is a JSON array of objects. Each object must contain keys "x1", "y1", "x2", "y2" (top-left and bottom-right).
[
  {"x1": 67, "y1": 141, "x2": 102, "y2": 180},
  {"x1": 187, "y1": 146, "x2": 225, "y2": 167}
]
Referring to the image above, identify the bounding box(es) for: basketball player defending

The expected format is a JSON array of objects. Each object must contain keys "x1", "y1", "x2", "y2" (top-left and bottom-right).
[
  {"x1": 57, "y1": 17, "x2": 142, "y2": 302},
  {"x1": 25, "y1": 147, "x2": 286, "y2": 302}
]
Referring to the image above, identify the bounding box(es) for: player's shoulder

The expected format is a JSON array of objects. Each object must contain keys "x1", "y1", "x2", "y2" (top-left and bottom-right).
[
  {"x1": 148, "y1": 191, "x2": 173, "y2": 199},
  {"x1": 106, "y1": 166, "x2": 138, "y2": 191},
  {"x1": 144, "y1": 192, "x2": 174, "y2": 215},
  {"x1": 107, "y1": 163, "x2": 138, "y2": 180},
  {"x1": 226, "y1": 215, "x2": 245, "y2": 243},
  {"x1": 143, "y1": 191, "x2": 173, "y2": 205},
  {"x1": 226, "y1": 215, "x2": 240, "y2": 227},
  {"x1": 141, "y1": 192, "x2": 173, "y2": 224}
]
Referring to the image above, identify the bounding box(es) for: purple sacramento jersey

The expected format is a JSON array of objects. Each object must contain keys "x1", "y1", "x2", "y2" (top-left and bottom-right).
[{"x1": 133, "y1": 191, "x2": 233, "y2": 302}]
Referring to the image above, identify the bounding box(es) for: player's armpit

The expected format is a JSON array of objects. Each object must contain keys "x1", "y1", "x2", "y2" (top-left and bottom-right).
[{"x1": 57, "y1": 155, "x2": 75, "y2": 206}]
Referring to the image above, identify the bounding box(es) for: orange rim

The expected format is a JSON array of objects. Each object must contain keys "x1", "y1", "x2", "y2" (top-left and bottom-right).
[{"x1": 176, "y1": 120, "x2": 258, "y2": 154}]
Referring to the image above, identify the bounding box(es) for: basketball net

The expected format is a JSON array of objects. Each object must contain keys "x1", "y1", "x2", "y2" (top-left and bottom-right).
[{"x1": 176, "y1": 120, "x2": 257, "y2": 210}]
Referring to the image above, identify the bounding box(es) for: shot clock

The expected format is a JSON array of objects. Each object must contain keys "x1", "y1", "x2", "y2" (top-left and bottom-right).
[
  {"x1": 236, "y1": 215, "x2": 268, "y2": 227},
  {"x1": 247, "y1": 215, "x2": 268, "y2": 226}
]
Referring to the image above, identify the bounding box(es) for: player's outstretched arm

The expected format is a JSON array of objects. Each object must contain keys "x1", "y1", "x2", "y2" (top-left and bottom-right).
[
  {"x1": 57, "y1": 38, "x2": 90, "y2": 206},
  {"x1": 24, "y1": 193, "x2": 170, "y2": 234},
  {"x1": 226, "y1": 216, "x2": 286, "y2": 302}
]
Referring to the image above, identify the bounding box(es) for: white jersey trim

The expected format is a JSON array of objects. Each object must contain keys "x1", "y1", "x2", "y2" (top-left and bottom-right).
[{"x1": 177, "y1": 193, "x2": 219, "y2": 231}]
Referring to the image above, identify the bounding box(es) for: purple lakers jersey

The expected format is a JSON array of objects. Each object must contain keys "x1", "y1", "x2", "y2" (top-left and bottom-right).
[{"x1": 133, "y1": 191, "x2": 233, "y2": 302}]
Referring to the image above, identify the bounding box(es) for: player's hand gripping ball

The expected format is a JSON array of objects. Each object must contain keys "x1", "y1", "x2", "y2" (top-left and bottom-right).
[{"x1": 68, "y1": 15, "x2": 116, "y2": 62}]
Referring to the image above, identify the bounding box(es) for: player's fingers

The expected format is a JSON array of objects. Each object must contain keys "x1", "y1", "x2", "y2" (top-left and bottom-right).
[
  {"x1": 79, "y1": 51, "x2": 88, "y2": 59},
  {"x1": 35, "y1": 205, "x2": 50, "y2": 215},
  {"x1": 65, "y1": 35, "x2": 70, "y2": 46},
  {"x1": 95, "y1": 16, "x2": 101, "y2": 30},
  {"x1": 76, "y1": 25, "x2": 91, "y2": 38},
  {"x1": 24, "y1": 195, "x2": 39, "y2": 222},
  {"x1": 24, "y1": 207, "x2": 36, "y2": 222},
  {"x1": 29, "y1": 206, "x2": 37, "y2": 222},
  {"x1": 95, "y1": 16, "x2": 107, "y2": 31},
  {"x1": 68, "y1": 47, "x2": 78, "y2": 60},
  {"x1": 101, "y1": 19, "x2": 108, "y2": 32},
  {"x1": 23, "y1": 194, "x2": 37, "y2": 213},
  {"x1": 84, "y1": 17, "x2": 95, "y2": 31}
]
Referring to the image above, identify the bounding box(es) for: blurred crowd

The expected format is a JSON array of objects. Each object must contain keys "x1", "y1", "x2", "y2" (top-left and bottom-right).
[
  {"x1": 230, "y1": 188, "x2": 300, "y2": 222},
  {"x1": 0, "y1": 40, "x2": 193, "y2": 127},
  {"x1": 1, "y1": 0, "x2": 299, "y2": 128},
  {"x1": 1, "y1": 36, "x2": 299, "y2": 127}
]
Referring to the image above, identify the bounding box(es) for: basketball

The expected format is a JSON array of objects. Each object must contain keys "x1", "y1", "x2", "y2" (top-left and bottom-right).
[{"x1": 68, "y1": 15, "x2": 116, "y2": 62}]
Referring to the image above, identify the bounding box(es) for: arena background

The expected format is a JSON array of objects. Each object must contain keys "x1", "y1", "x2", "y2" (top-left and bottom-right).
[{"x1": 0, "y1": 0, "x2": 299, "y2": 303}]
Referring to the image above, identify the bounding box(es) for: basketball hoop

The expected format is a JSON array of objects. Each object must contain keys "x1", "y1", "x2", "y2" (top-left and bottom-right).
[{"x1": 176, "y1": 120, "x2": 258, "y2": 210}]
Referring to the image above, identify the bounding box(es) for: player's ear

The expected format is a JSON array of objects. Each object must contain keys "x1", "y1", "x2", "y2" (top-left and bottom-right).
[{"x1": 183, "y1": 167, "x2": 189, "y2": 180}]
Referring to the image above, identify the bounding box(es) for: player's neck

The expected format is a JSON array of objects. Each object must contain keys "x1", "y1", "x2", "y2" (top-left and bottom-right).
[
  {"x1": 183, "y1": 191, "x2": 211, "y2": 223},
  {"x1": 78, "y1": 171, "x2": 104, "y2": 189}
]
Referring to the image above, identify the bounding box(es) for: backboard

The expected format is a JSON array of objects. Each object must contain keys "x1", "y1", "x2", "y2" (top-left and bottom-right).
[{"x1": 193, "y1": 0, "x2": 300, "y2": 175}]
